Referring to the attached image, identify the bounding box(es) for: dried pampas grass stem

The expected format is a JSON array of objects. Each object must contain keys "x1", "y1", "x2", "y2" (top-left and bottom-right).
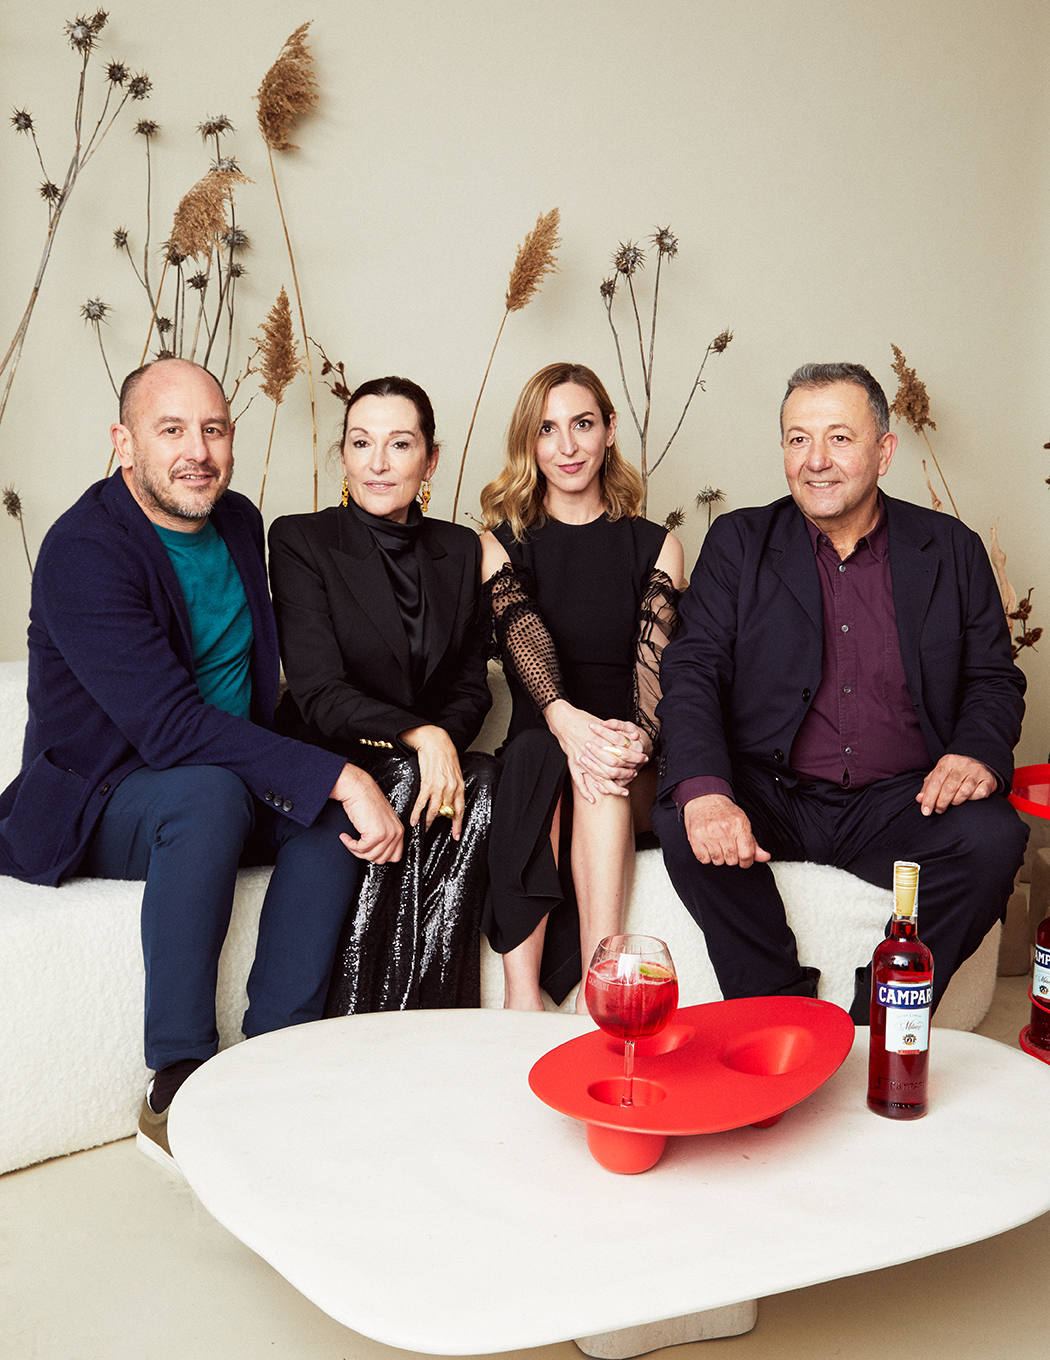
[
  {"x1": 505, "y1": 208, "x2": 561, "y2": 312},
  {"x1": 170, "y1": 168, "x2": 249, "y2": 259},
  {"x1": 890, "y1": 343, "x2": 960, "y2": 518},
  {"x1": 256, "y1": 287, "x2": 303, "y2": 508},
  {"x1": 921, "y1": 459, "x2": 943, "y2": 513},
  {"x1": 256, "y1": 22, "x2": 318, "y2": 152},
  {"x1": 258, "y1": 286, "x2": 301, "y2": 403},
  {"x1": 452, "y1": 209, "x2": 561, "y2": 520},
  {"x1": 256, "y1": 21, "x2": 319, "y2": 507}
]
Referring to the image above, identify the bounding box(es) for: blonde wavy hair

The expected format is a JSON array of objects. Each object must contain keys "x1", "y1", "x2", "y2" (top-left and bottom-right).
[{"x1": 480, "y1": 362, "x2": 643, "y2": 540}]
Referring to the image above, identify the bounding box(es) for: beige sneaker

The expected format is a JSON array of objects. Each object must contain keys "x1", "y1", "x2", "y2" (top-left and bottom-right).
[{"x1": 136, "y1": 1082, "x2": 180, "y2": 1173}]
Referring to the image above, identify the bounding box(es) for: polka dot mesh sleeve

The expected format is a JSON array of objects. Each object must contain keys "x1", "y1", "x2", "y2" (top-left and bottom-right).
[
  {"x1": 632, "y1": 567, "x2": 680, "y2": 749},
  {"x1": 484, "y1": 563, "x2": 568, "y2": 713}
]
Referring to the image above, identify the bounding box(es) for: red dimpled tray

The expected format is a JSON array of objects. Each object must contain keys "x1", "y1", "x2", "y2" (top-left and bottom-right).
[
  {"x1": 1009, "y1": 764, "x2": 1050, "y2": 821},
  {"x1": 529, "y1": 997, "x2": 855, "y2": 1173}
]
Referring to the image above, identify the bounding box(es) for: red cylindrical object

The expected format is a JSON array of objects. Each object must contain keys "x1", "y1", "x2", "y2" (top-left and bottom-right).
[
  {"x1": 867, "y1": 862, "x2": 933, "y2": 1120},
  {"x1": 1028, "y1": 915, "x2": 1050, "y2": 1051}
]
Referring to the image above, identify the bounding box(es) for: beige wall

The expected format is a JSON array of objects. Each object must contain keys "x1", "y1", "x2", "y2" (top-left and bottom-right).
[{"x1": 2, "y1": 0, "x2": 1047, "y2": 760}]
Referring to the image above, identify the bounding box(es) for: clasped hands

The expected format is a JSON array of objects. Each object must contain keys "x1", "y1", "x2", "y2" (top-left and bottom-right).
[{"x1": 544, "y1": 700, "x2": 650, "y2": 804}]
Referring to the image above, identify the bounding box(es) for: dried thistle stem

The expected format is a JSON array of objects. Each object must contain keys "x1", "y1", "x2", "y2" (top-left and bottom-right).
[
  {"x1": 650, "y1": 344, "x2": 717, "y2": 477},
  {"x1": 626, "y1": 276, "x2": 649, "y2": 400},
  {"x1": 4, "y1": 487, "x2": 33, "y2": 577},
  {"x1": 15, "y1": 510, "x2": 33, "y2": 576},
  {"x1": 104, "y1": 252, "x2": 174, "y2": 473},
  {"x1": 142, "y1": 136, "x2": 155, "y2": 306},
  {"x1": 117, "y1": 237, "x2": 148, "y2": 294},
  {"x1": 645, "y1": 251, "x2": 663, "y2": 400},
  {"x1": 602, "y1": 297, "x2": 643, "y2": 439},
  {"x1": 91, "y1": 321, "x2": 118, "y2": 399},
  {"x1": 187, "y1": 256, "x2": 216, "y2": 361}
]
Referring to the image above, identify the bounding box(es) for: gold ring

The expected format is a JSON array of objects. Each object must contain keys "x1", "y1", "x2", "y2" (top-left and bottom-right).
[{"x1": 438, "y1": 803, "x2": 455, "y2": 819}]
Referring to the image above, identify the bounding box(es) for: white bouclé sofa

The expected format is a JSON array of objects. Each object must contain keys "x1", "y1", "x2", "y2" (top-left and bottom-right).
[{"x1": 0, "y1": 659, "x2": 999, "y2": 1175}]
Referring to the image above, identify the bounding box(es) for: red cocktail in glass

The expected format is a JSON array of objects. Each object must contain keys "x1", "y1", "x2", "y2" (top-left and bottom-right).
[{"x1": 584, "y1": 935, "x2": 678, "y2": 1107}]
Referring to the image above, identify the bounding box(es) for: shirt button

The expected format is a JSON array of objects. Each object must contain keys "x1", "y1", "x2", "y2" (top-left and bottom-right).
[
  {"x1": 844, "y1": 746, "x2": 853, "y2": 755},
  {"x1": 841, "y1": 624, "x2": 849, "y2": 633},
  {"x1": 838, "y1": 564, "x2": 846, "y2": 573},
  {"x1": 843, "y1": 685, "x2": 852, "y2": 694}
]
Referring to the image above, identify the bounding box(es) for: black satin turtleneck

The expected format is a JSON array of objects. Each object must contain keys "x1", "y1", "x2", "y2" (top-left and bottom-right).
[{"x1": 344, "y1": 496, "x2": 430, "y2": 693}]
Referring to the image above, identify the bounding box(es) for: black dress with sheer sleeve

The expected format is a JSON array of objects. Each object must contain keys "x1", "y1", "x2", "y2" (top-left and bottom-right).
[{"x1": 482, "y1": 513, "x2": 677, "y2": 1001}]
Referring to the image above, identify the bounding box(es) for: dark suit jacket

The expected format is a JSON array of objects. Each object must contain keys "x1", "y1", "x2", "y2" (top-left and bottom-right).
[
  {"x1": 657, "y1": 493, "x2": 1026, "y2": 799},
  {"x1": 268, "y1": 507, "x2": 491, "y2": 756},
  {"x1": 0, "y1": 473, "x2": 346, "y2": 886}
]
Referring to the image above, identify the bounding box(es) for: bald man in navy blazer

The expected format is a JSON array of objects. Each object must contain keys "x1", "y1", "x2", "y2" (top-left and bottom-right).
[
  {"x1": 0, "y1": 359, "x2": 403, "y2": 1163},
  {"x1": 653, "y1": 363, "x2": 1027, "y2": 1017}
]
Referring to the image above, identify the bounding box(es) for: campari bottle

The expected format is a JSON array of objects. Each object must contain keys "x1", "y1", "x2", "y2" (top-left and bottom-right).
[
  {"x1": 1025, "y1": 914, "x2": 1050, "y2": 1054},
  {"x1": 867, "y1": 860, "x2": 934, "y2": 1120}
]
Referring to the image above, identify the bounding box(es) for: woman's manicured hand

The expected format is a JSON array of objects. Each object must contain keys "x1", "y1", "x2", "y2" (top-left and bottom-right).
[
  {"x1": 399, "y1": 724, "x2": 466, "y2": 838},
  {"x1": 543, "y1": 700, "x2": 628, "y2": 803},
  {"x1": 581, "y1": 717, "x2": 650, "y2": 787}
]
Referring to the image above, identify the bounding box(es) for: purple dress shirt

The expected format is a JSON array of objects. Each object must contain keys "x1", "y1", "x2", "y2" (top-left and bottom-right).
[{"x1": 674, "y1": 501, "x2": 931, "y2": 809}]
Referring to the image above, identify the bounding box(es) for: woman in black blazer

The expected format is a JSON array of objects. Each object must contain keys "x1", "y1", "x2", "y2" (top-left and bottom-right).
[{"x1": 268, "y1": 376, "x2": 496, "y2": 1013}]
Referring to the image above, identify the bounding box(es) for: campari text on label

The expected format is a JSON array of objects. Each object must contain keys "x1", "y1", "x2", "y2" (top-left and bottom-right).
[{"x1": 877, "y1": 983, "x2": 933, "y2": 1008}]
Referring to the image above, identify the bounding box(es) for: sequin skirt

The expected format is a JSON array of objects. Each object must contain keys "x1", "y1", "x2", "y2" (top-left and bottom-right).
[{"x1": 325, "y1": 748, "x2": 498, "y2": 1015}]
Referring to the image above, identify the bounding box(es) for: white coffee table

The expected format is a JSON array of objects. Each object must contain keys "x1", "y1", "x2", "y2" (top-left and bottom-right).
[{"x1": 169, "y1": 1010, "x2": 1050, "y2": 1356}]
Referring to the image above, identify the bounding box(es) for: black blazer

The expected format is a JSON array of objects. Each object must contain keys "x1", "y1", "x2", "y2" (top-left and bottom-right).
[
  {"x1": 268, "y1": 506, "x2": 491, "y2": 756},
  {"x1": 657, "y1": 493, "x2": 1026, "y2": 799}
]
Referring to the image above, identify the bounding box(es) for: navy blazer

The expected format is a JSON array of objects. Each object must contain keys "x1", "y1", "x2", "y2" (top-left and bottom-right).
[
  {"x1": 268, "y1": 506, "x2": 491, "y2": 756},
  {"x1": 0, "y1": 472, "x2": 345, "y2": 885},
  {"x1": 657, "y1": 493, "x2": 1026, "y2": 799}
]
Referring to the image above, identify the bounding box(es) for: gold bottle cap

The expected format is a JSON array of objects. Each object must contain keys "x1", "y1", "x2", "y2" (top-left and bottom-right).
[{"x1": 893, "y1": 860, "x2": 920, "y2": 918}]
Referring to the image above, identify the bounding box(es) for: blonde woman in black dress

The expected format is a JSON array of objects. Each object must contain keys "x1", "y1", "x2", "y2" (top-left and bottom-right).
[{"x1": 479, "y1": 362, "x2": 684, "y2": 1011}]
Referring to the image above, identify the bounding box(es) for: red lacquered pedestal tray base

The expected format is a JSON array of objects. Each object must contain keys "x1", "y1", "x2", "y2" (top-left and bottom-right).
[
  {"x1": 1009, "y1": 763, "x2": 1050, "y2": 1066},
  {"x1": 529, "y1": 996, "x2": 855, "y2": 1174}
]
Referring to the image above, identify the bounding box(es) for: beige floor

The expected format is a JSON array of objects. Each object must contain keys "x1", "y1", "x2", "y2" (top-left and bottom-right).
[{"x1": 3, "y1": 975, "x2": 1045, "y2": 1360}]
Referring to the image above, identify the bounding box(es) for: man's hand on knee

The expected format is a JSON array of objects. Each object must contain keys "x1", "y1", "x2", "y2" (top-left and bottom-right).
[
  {"x1": 682, "y1": 793, "x2": 770, "y2": 868},
  {"x1": 917, "y1": 754, "x2": 997, "y2": 816},
  {"x1": 330, "y1": 765, "x2": 404, "y2": 863}
]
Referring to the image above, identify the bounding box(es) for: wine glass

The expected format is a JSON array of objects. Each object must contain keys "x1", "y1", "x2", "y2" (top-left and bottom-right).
[{"x1": 584, "y1": 934, "x2": 678, "y2": 1107}]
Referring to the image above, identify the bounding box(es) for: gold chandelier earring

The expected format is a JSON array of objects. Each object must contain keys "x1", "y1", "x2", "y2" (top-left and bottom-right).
[
  {"x1": 341, "y1": 477, "x2": 349, "y2": 508},
  {"x1": 419, "y1": 479, "x2": 431, "y2": 514}
]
